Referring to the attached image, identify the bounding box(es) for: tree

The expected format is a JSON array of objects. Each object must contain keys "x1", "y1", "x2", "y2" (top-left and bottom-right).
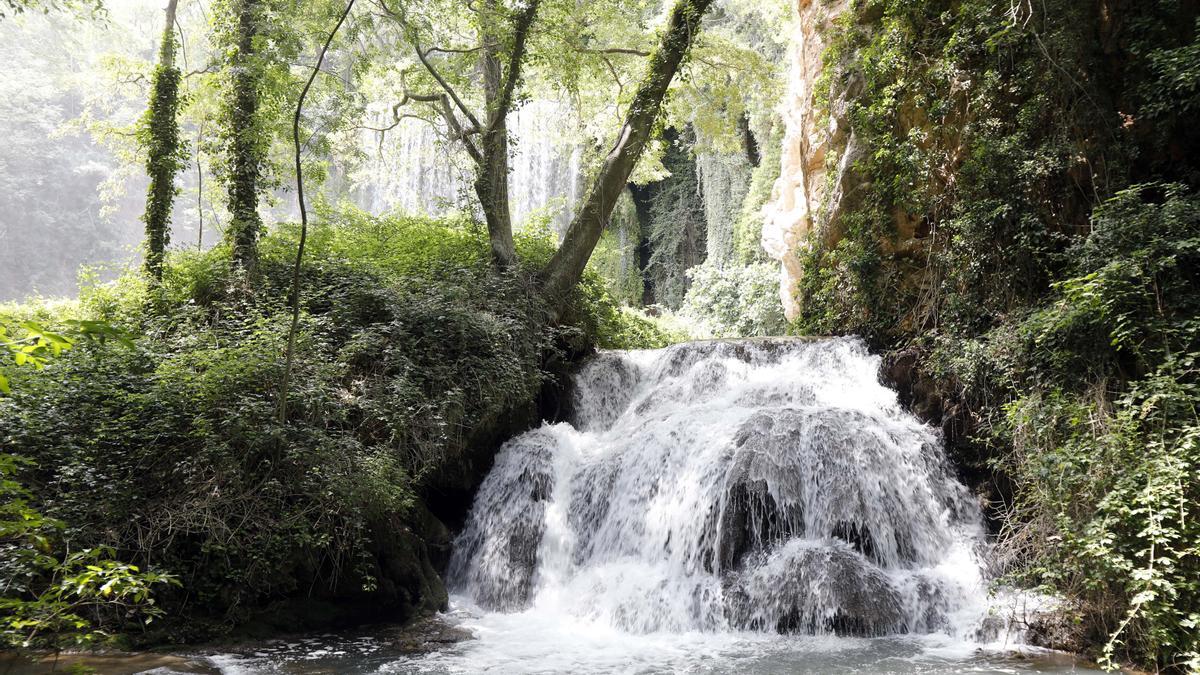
[
  {"x1": 222, "y1": 0, "x2": 265, "y2": 277},
  {"x1": 374, "y1": 0, "x2": 715, "y2": 302},
  {"x1": 140, "y1": 0, "x2": 184, "y2": 281},
  {"x1": 381, "y1": 0, "x2": 540, "y2": 268},
  {"x1": 539, "y1": 0, "x2": 715, "y2": 305}
]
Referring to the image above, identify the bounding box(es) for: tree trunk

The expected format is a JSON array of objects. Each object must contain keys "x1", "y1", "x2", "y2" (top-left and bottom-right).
[
  {"x1": 474, "y1": 0, "x2": 539, "y2": 269},
  {"x1": 226, "y1": 0, "x2": 263, "y2": 277},
  {"x1": 476, "y1": 4, "x2": 516, "y2": 267},
  {"x1": 539, "y1": 0, "x2": 715, "y2": 304},
  {"x1": 142, "y1": 0, "x2": 182, "y2": 281}
]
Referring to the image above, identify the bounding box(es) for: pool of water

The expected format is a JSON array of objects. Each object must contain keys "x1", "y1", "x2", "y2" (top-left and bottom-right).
[{"x1": 9, "y1": 602, "x2": 1105, "y2": 675}]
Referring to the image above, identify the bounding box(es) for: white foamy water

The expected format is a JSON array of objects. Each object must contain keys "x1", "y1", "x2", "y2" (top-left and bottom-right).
[
  {"x1": 378, "y1": 337, "x2": 1097, "y2": 674},
  {"x1": 160, "y1": 338, "x2": 1100, "y2": 674},
  {"x1": 451, "y1": 338, "x2": 989, "y2": 637}
]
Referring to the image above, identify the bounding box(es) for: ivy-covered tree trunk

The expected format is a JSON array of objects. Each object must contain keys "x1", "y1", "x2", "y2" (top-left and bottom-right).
[
  {"x1": 141, "y1": 0, "x2": 182, "y2": 281},
  {"x1": 539, "y1": 0, "x2": 714, "y2": 304},
  {"x1": 224, "y1": 0, "x2": 263, "y2": 277}
]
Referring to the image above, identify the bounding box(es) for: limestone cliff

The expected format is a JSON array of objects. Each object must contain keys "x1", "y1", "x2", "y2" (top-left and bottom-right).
[{"x1": 761, "y1": 0, "x2": 851, "y2": 319}]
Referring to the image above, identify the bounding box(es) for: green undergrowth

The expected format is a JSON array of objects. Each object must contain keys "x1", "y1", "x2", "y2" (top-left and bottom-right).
[
  {"x1": 0, "y1": 208, "x2": 675, "y2": 645},
  {"x1": 792, "y1": 0, "x2": 1200, "y2": 669}
]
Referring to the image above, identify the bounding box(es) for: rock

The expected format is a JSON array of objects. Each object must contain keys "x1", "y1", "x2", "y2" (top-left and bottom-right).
[
  {"x1": 724, "y1": 544, "x2": 908, "y2": 636},
  {"x1": 388, "y1": 615, "x2": 474, "y2": 655},
  {"x1": 879, "y1": 346, "x2": 1001, "y2": 524},
  {"x1": 1024, "y1": 608, "x2": 1089, "y2": 655},
  {"x1": 830, "y1": 520, "x2": 876, "y2": 560},
  {"x1": 444, "y1": 430, "x2": 558, "y2": 611},
  {"x1": 568, "y1": 351, "x2": 643, "y2": 432},
  {"x1": 761, "y1": 0, "x2": 853, "y2": 319},
  {"x1": 714, "y1": 477, "x2": 805, "y2": 572}
]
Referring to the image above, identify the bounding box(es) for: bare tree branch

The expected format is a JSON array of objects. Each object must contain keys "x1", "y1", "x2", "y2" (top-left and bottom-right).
[
  {"x1": 581, "y1": 47, "x2": 650, "y2": 56},
  {"x1": 427, "y1": 45, "x2": 482, "y2": 55},
  {"x1": 439, "y1": 95, "x2": 483, "y2": 162},
  {"x1": 414, "y1": 44, "x2": 483, "y2": 131}
]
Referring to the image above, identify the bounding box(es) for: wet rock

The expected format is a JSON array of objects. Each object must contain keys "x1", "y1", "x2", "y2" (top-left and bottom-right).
[
  {"x1": 707, "y1": 413, "x2": 810, "y2": 572},
  {"x1": 901, "y1": 575, "x2": 952, "y2": 633},
  {"x1": 879, "y1": 346, "x2": 1004, "y2": 530},
  {"x1": 569, "y1": 352, "x2": 643, "y2": 432},
  {"x1": 831, "y1": 521, "x2": 876, "y2": 561},
  {"x1": 1023, "y1": 607, "x2": 1088, "y2": 654},
  {"x1": 724, "y1": 544, "x2": 907, "y2": 636},
  {"x1": 389, "y1": 615, "x2": 474, "y2": 655},
  {"x1": 715, "y1": 477, "x2": 805, "y2": 572},
  {"x1": 569, "y1": 458, "x2": 621, "y2": 564},
  {"x1": 722, "y1": 407, "x2": 961, "y2": 569},
  {"x1": 445, "y1": 430, "x2": 557, "y2": 611}
]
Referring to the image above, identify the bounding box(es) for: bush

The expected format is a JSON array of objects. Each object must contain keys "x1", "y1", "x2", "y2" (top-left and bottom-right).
[
  {"x1": 1, "y1": 319, "x2": 176, "y2": 652},
  {"x1": 0, "y1": 208, "x2": 646, "y2": 642},
  {"x1": 681, "y1": 262, "x2": 787, "y2": 338},
  {"x1": 932, "y1": 185, "x2": 1200, "y2": 670}
]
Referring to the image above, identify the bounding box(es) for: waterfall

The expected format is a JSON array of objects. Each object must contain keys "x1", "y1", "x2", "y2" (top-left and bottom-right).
[
  {"x1": 202, "y1": 338, "x2": 1091, "y2": 673},
  {"x1": 507, "y1": 100, "x2": 583, "y2": 237},
  {"x1": 448, "y1": 337, "x2": 992, "y2": 639},
  {"x1": 356, "y1": 99, "x2": 581, "y2": 235}
]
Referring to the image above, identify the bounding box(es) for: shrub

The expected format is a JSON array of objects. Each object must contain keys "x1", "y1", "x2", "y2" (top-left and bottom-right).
[
  {"x1": 681, "y1": 261, "x2": 787, "y2": 338},
  {"x1": 0, "y1": 208, "x2": 646, "y2": 642},
  {"x1": 935, "y1": 185, "x2": 1200, "y2": 670}
]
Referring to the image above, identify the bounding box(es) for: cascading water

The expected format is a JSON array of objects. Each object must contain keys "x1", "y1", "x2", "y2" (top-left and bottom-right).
[
  {"x1": 196, "y1": 338, "x2": 1098, "y2": 674},
  {"x1": 386, "y1": 338, "x2": 1096, "y2": 674},
  {"x1": 449, "y1": 337, "x2": 988, "y2": 639}
]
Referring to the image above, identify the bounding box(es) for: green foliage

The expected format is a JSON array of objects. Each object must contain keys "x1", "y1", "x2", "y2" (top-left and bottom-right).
[
  {"x1": 926, "y1": 185, "x2": 1200, "y2": 670},
  {"x1": 646, "y1": 131, "x2": 707, "y2": 310},
  {"x1": 0, "y1": 209, "x2": 637, "y2": 641},
  {"x1": 1, "y1": 322, "x2": 174, "y2": 652},
  {"x1": 589, "y1": 302, "x2": 688, "y2": 350},
  {"x1": 730, "y1": 116, "x2": 781, "y2": 266},
  {"x1": 0, "y1": 541, "x2": 179, "y2": 650},
  {"x1": 681, "y1": 262, "x2": 785, "y2": 338},
  {"x1": 0, "y1": 316, "x2": 130, "y2": 394},
  {"x1": 795, "y1": 0, "x2": 1166, "y2": 341}
]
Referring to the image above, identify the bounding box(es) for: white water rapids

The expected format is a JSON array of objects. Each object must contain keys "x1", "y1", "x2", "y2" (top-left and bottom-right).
[
  {"x1": 171, "y1": 338, "x2": 1099, "y2": 674},
  {"x1": 378, "y1": 338, "x2": 1090, "y2": 673},
  {"x1": 450, "y1": 337, "x2": 988, "y2": 637}
]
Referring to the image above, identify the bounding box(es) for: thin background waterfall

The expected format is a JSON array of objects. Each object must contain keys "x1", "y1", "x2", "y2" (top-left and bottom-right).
[{"x1": 356, "y1": 99, "x2": 582, "y2": 235}]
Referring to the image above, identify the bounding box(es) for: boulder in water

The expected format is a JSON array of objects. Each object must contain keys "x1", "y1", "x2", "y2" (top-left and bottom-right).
[{"x1": 724, "y1": 542, "x2": 907, "y2": 636}]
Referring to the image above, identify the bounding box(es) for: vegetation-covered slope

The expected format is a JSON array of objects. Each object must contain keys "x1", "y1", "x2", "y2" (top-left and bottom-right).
[
  {"x1": 791, "y1": 0, "x2": 1200, "y2": 669},
  {"x1": 0, "y1": 211, "x2": 674, "y2": 645}
]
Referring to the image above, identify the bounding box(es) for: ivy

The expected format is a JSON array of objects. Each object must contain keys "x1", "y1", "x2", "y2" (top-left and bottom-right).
[{"x1": 795, "y1": 0, "x2": 1200, "y2": 667}]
